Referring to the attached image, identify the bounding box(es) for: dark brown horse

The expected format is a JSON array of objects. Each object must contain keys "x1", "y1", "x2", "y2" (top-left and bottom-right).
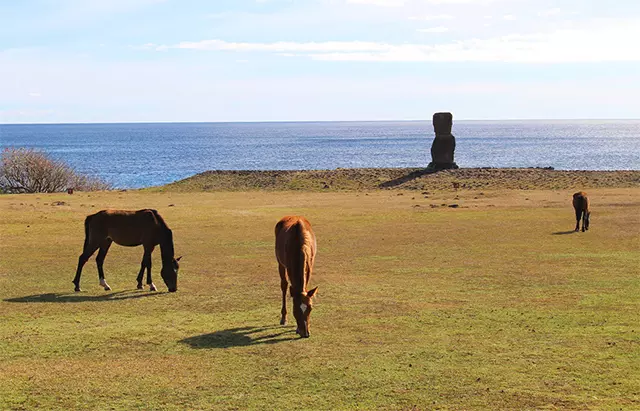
[
  {"x1": 275, "y1": 216, "x2": 318, "y2": 338},
  {"x1": 73, "y1": 209, "x2": 181, "y2": 292},
  {"x1": 572, "y1": 192, "x2": 590, "y2": 232}
]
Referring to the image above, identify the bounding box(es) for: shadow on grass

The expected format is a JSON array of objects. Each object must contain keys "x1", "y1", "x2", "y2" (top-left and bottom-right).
[
  {"x1": 379, "y1": 169, "x2": 436, "y2": 188},
  {"x1": 180, "y1": 326, "x2": 297, "y2": 349},
  {"x1": 552, "y1": 231, "x2": 577, "y2": 235},
  {"x1": 4, "y1": 290, "x2": 162, "y2": 303}
]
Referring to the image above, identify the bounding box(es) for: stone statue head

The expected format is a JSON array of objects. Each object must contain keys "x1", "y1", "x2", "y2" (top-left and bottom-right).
[{"x1": 433, "y1": 112, "x2": 453, "y2": 135}]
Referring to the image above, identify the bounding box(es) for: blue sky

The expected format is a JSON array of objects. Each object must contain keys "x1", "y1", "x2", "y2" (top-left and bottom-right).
[{"x1": 1, "y1": 0, "x2": 640, "y2": 123}]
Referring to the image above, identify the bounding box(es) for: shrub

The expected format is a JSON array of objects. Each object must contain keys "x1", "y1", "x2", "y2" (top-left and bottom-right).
[{"x1": 0, "y1": 148, "x2": 112, "y2": 193}]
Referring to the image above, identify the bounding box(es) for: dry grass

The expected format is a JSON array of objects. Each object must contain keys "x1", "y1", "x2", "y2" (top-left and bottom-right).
[{"x1": 0, "y1": 186, "x2": 639, "y2": 410}]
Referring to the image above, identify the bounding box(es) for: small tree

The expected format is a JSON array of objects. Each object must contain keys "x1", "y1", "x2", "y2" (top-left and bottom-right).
[{"x1": 0, "y1": 148, "x2": 112, "y2": 193}]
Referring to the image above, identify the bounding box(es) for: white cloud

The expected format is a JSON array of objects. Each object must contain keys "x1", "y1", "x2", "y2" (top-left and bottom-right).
[
  {"x1": 409, "y1": 14, "x2": 453, "y2": 20},
  {"x1": 347, "y1": 0, "x2": 515, "y2": 5},
  {"x1": 164, "y1": 40, "x2": 392, "y2": 53},
  {"x1": 417, "y1": 26, "x2": 449, "y2": 32},
  {"x1": 538, "y1": 8, "x2": 561, "y2": 17},
  {"x1": 2, "y1": 46, "x2": 640, "y2": 122},
  {"x1": 147, "y1": 18, "x2": 640, "y2": 63},
  {"x1": 346, "y1": 0, "x2": 406, "y2": 6}
]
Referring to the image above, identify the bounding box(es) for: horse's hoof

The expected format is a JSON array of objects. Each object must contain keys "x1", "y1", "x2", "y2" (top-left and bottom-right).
[
  {"x1": 280, "y1": 319, "x2": 287, "y2": 326},
  {"x1": 137, "y1": 285, "x2": 144, "y2": 290},
  {"x1": 74, "y1": 287, "x2": 82, "y2": 292},
  {"x1": 104, "y1": 285, "x2": 111, "y2": 291},
  {"x1": 149, "y1": 284, "x2": 157, "y2": 292}
]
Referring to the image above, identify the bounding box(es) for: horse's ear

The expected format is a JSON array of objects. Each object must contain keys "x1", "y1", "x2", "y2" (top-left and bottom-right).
[
  {"x1": 176, "y1": 256, "x2": 182, "y2": 262},
  {"x1": 307, "y1": 287, "x2": 318, "y2": 298}
]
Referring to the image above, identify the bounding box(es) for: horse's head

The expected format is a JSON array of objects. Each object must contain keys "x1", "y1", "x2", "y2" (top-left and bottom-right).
[
  {"x1": 161, "y1": 256, "x2": 181, "y2": 292},
  {"x1": 291, "y1": 287, "x2": 318, "y2": 338}
]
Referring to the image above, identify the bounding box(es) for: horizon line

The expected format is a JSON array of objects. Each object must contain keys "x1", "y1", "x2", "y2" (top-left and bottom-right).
[{"x1": 2, "y1": 118, "x2": 640, "y2": 126}]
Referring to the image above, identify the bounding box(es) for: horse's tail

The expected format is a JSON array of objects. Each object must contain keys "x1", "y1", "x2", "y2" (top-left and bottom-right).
[
  {"x1": 572, "y1": 192, "x2": 591, "y2": 230},
  {"x1": 82, "y1": 214, "x2": 95, "y2": 250},
  {"x1": 583, "y1": 195, "x2": 590, "y2": 214}
]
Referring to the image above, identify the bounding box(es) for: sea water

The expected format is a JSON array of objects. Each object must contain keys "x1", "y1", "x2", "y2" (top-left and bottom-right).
[{"x1": 1, "y1": 120, "x2": 639, "y2": 188}]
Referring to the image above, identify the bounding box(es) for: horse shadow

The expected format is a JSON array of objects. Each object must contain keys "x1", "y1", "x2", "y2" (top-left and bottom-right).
[
  {"x1": 378, "y1": 169, "x2": 436, "y2": 189},
  {"x1": 552, "y1": 231, "x2": 577, "y2": 236},
  {"x1": 4, "y1": 290, "x2": 162, "y2": 303},
  {"x1": 180, "y1": 326, "x2": 297, "y2": 349}
]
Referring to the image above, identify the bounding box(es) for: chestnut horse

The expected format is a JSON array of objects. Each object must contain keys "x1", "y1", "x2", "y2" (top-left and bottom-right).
[
  {"x1": 572, "y1": 192, "x2": 590, "y2": 232},
  {"x1": 275, "y1": 216, "x2": 318, "y2": 338},
  {"x1": 73, "y1": 209, "x2": 181, "y2": 292}
]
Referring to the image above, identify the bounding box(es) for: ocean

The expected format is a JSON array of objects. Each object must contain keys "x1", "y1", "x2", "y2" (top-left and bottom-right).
[{"x1": 1, "y1": 120, "x2": 639, "y2": 189}]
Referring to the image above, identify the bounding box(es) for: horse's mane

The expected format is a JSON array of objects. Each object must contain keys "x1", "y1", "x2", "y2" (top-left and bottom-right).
[
  {"x1": 150, "y1": 210, "x2": 175, "y2": 262},
  {"x1": 301, "y1": 229, "x2": 314, "y2": 284},
  {"x1": 148, "y1": 209, "x2": 167, "y2": 229},
  {"x1": 289, "y1": 221, "x2": 313, "y2": 294}
]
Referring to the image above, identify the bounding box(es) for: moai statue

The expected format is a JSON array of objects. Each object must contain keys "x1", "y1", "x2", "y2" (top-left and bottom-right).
[{"x1": 427, "y1": 112, "x2": 459, "y2": 171}]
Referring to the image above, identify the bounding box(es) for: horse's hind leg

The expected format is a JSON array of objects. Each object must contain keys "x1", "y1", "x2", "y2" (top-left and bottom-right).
[
  {"x1": 279, "y1": 264, "x2": 288, "y2": 325},
  {"x1": 582, "y1": 212, "x2": 589, "y2": 232},
  {"x1": 73, "y1": 242, "x2": 101, "y2": 292},
  {"x1": 96, "y1": 239, "x2": 113, "y2": 291},
  {"x1": 143, "y1": 245, "x2": 156, "y2": 291},
  {"x1": 585, "y1": 212, "x2": 590, "y2": 231},
  {"x1": 574, "y1": 209, "x2": 582, "y2": 232}
]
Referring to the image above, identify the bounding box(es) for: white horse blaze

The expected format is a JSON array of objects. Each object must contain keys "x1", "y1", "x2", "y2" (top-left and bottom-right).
[{"x1": 300, "y1": 303, "x2": 308, "y2": 313}]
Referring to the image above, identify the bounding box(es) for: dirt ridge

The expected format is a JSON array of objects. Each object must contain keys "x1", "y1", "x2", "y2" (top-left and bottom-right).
[{"x1": 161, "y1": 168, "x2": 640, "y2": 192}]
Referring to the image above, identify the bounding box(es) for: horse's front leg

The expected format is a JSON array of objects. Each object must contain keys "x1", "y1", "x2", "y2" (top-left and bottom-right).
[
  {"x1": 279, "y1": 264, "x2": 288, "y2": 325},
  {"x1": 136, "y1": 260, "x2": 145, "y2": 290},
  {"x1": 96, "y1": 239, "x2": 113, "y2": 291},
  {"x1": 143, "y1": 245, "x2": 157, "y2": 291}
]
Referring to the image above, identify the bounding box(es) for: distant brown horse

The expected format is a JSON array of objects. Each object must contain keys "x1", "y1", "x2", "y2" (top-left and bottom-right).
[
  {"x1": 275, "y1": 216, "x2": 318, "y2": 338},
  {"x1": 572, "y1": 192, "x2": 590, "y2": 232},
  {"x1": 73, "y1": 209, "x2": 181, "y2": 292}
]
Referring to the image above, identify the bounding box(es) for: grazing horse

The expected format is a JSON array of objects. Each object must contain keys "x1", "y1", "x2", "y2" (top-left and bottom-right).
[
  {"x1": 572, "y1": 192, "x2": 590, "y2": 232},
  {"x1": 275, "y1": 216, "x2": 318, "y2": 338},
  {"x1": 73, "y1": 209, "x2": 181, "y2": 292}
]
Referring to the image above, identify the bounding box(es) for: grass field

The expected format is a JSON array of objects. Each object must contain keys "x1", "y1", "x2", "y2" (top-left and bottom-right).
[{"x1": 1, "y1": 186, "x2": 639, "y2": 410}]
